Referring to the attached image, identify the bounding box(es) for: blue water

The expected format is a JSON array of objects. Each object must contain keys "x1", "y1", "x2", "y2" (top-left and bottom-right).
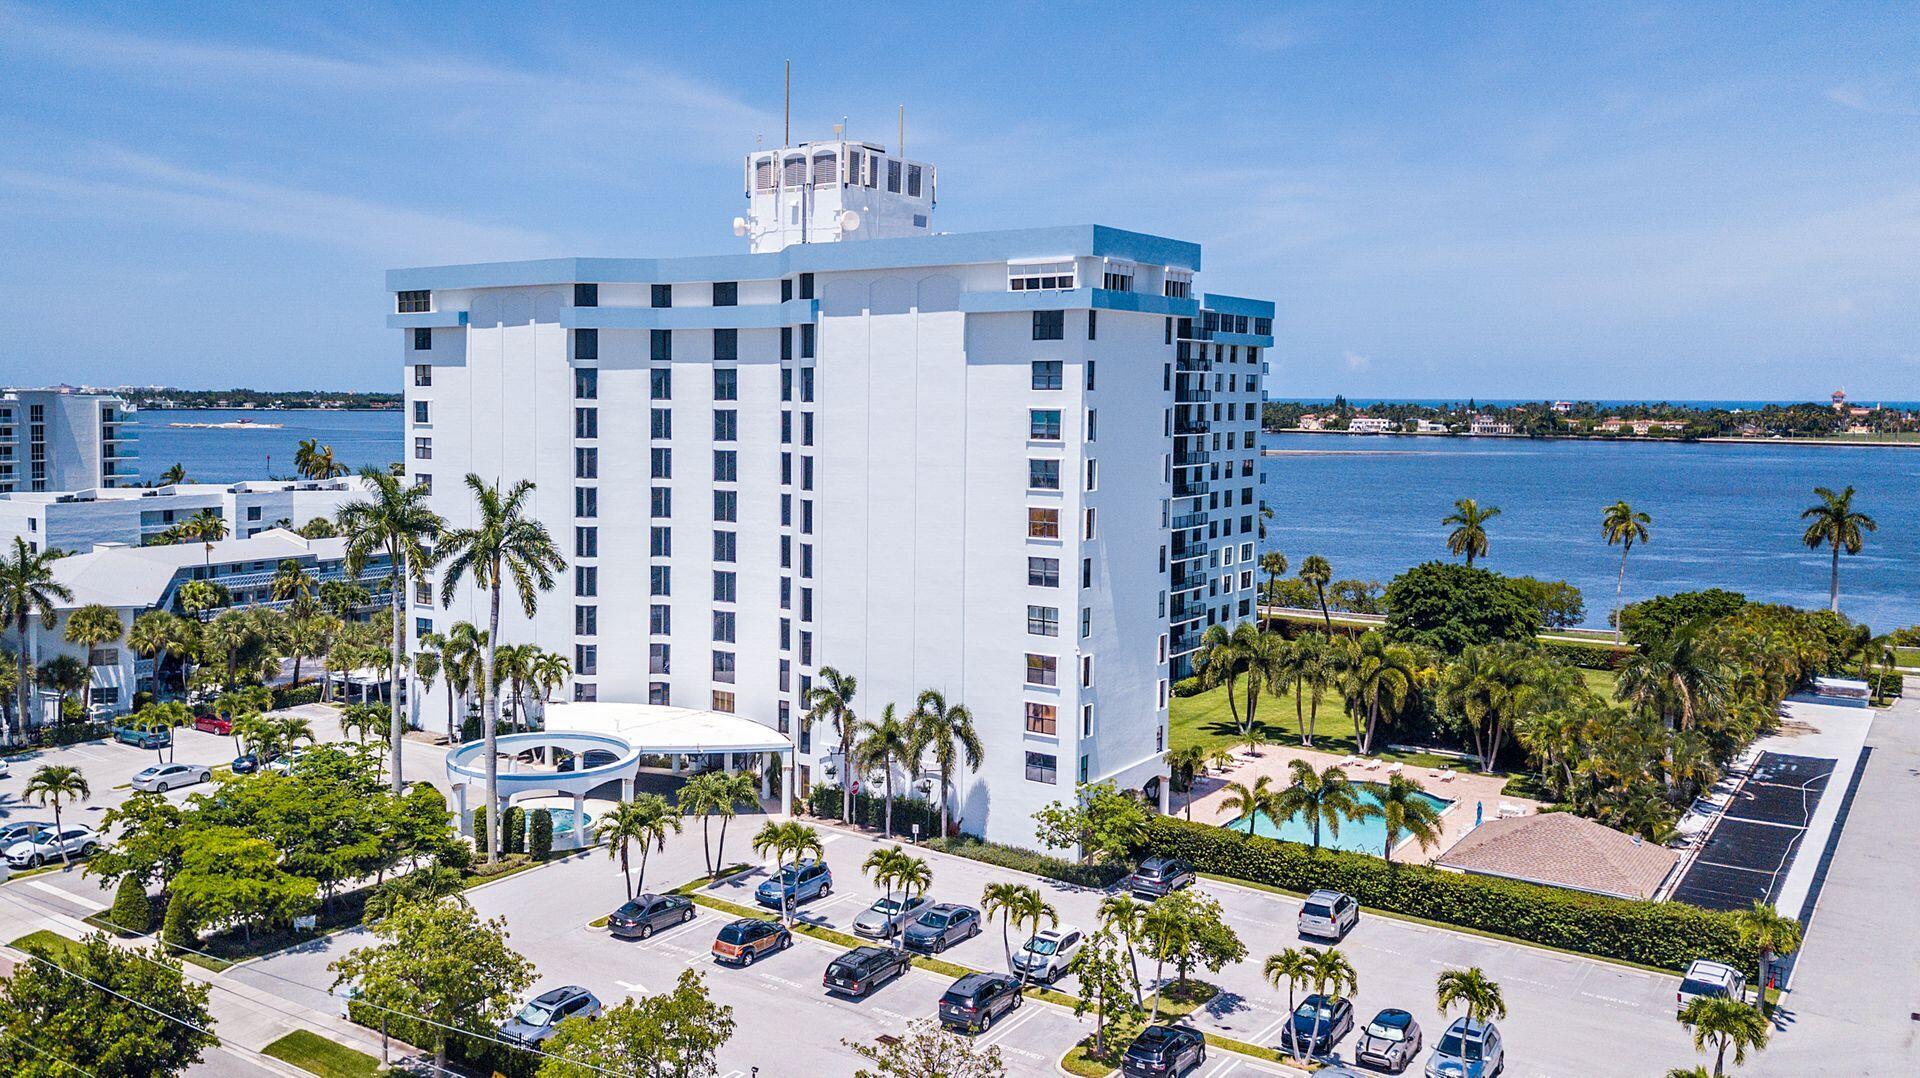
[
  {"x1": 546, "y1": 808, "x2": 592, "y2": 836},
  {"x1": 1227, "y1": 782, "x2": 1455, "y2": 856},
  {"x1": 1260, "y1": 432, "x2": 1920, "y2": 633},
  {"x1": 135, "y1": 409, "x2": 403, "y2": 483}
]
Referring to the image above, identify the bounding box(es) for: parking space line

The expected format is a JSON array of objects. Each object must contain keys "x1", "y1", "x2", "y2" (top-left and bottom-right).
[{"x1": 24, "y1": 880, "x2": 104, "y2": 910}]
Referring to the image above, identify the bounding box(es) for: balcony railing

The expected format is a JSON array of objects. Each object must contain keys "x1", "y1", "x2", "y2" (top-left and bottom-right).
[
  {"x1": 1172, "y1": 476, "x2": 1208, "y2": 498},
  {"x1": 1170, "y1": 513, "x2": 1207, "y2": 532}
]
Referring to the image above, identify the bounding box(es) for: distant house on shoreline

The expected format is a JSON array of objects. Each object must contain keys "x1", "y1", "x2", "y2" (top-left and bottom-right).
[
  {"x1": 1468, "y1": 414, "x2": 1514, "y2": 435},
  {"x1": 1348, "y1": 415, "x2": 1394, "y2": 433},
  {"x1": 1296, "y1": 413, "x2": 1327, "y2": 431}
]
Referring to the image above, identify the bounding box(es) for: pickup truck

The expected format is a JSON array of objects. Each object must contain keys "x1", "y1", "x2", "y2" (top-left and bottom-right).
[{"x1": 112, "y1": 725, "x2": 172, "y2": 749}]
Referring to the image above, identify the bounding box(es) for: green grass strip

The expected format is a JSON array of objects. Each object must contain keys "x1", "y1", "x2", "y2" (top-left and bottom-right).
[
  {"x1": 7, "y1": 930, "x2": 86, "y2": 965},
  {"x1": 261, "y1": 1028, "x2": 383, "y2": 1078}
]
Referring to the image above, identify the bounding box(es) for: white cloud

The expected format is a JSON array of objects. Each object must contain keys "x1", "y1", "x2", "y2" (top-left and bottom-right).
[
  {"x1": 1344, "y1": 351, "x2": 1371, "y2": 371},
  {"x1": 1826, "y1": 79, "x2": 1920, "y2": 117}
]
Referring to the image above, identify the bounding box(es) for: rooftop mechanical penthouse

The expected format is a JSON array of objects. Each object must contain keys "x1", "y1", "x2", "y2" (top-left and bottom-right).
[{"x1": 390, "y1": 135, "x2": 1273, "y2": 846}]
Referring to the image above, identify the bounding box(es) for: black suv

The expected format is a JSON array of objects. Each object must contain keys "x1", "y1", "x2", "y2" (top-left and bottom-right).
[
  {"x1": 937, "y1": 973, "x2": 1023, "y2": 1034},
  {"x1": 607, "y1": 893, "x2": 694, "y2": 940},
  {"x1": 823, "y1": 945, "x2": 911, "y2": 999},
  {"x1": 1123, "y1": 856, "x2": 1196, "y2": 900},
  {"x1": 1121, "y1": 1023, "x2": 1207, "y2": 1076}
]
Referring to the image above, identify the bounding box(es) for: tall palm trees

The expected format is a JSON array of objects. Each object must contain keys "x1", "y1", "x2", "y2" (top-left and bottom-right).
[
  {"x1": 1219, "y1": 775, "x2": 1278, "y2": 836},
  {"x1": 339, "y1": 466, "x2": 446, "y2": 795},
  {"x1": 1195, "y1": 623, "x2": 1254, "y2": 736},
  {"x1": 804, "y1": 666, "x2": 859, "y2": 824},
  {"x1": 1343, "y1": 632, "x2": 1416, "y2": 753},
  {"x1": 23, "y1": 764, "x2": 90, "y2": 864},
  {"x1": 441, "y1": 622, "x2": 485, "y2": 741},
  {"x1": 1163, "y1": 744, "x2": 1211, "y2": 820},
  {"x1": 61, "y1": 604, "x2": 121, "y2": 714},
  {"x1": 128, "y1": 610, "x2": 194, "y2": 699},
  {"x1": 1731, "y1": 901, "x2": 1801, "y2": 1014},
  {"x1": 294, "y1": 438, "x2": 347, "y2": 480},
  {"x1": 595, "y1": 794, "x2": 681, "y2": 900},
  {"x1": 1097, "y1": 892, "x2": 1148, "y2": 1004},
  {"x1": 863, "y1": 845, "x2": 932, "y2": 946},
  {"x1": 1, "y1": 537, "x2": 73, "y2": 742},
  {"x1": 435, "y1": 474, "x2": 563, "y2": 860},
  {"x1": 1678, "y1": 996, "x2": 1769, "y2": 1076},
  {"x1": 909, "y1": 689, "x2": 982, "y2": 839},
  {"x1": 1602, "y1": 501, "x2": 1652, "y2": 640},
  {"x1": 1298, "y1": 555, "x2": 1333, "y2": 629},
  {"x1": 1269, "y1": 759, "x2": 1375, "y2": 850},
  {"x1": 1299, "y1": 947, "x2": 1358, "y2": 1064},
  {"x1": 981, "y1": 882, "x2": 1055, "y2": 985},
  {"x1": 854, "y1": 704, "x2": 915, "y2": 837},
  {"x1": 1799, "y1": 485, "x2": 1876, "y2": 612},
  {"x1": 1263, "y1": 947, "x2": 1311, "y2": 1037},
  {"x1": 1377, "y1": 773, "x2": 1445, "y2": 863},
  {"x1": 1259, "y1": 551, "x2": 1288, "y2": 610},
  {"x1": 180, "y1": 509, "x2": 228, "y2": 569},
  {"x1": 1443, "y1": 498, "x2": 1500, "y2": 566},
  {"x1": 751, "y1": 820, "x2": 825, "y2": 926}
]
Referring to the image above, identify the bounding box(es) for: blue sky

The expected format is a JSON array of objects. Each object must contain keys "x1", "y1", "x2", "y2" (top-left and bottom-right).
[{"x1": 2, "y1": 1, "x2": 1917, "y2": 399}]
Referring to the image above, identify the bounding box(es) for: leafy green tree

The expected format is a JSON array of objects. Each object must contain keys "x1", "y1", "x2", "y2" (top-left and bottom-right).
[
  {"x1": 910, "y1": 688, "x2": 984, "y2": 839},
  {"x1": 843, "y1": 1027, "x2": 1004, "y2": 1078},
  {"x1": 1269, "y1": 759, "x2": 1375, "y2": 850},
  {"x1": 1071, "y1": 928, "x2": 1146, "y2": 1059},
  {"x1": 539, "y1": 968, "x2": 735, "y2": 1078},
  {"x1": 23, "y1": 764, "x2": 90, "y2": 863},
  {"x1": 364, "y1": 866, "x2": 469, "y2": 923},
  {"x1": 1032, "y1": 780, "x2": 1150, "y2": 864},
  {"x1": 170, "y1": 825, "x2": 316, "y2": 944},
  {"x1": 1378, "y1": 773, "x2": 1445, "y2": 863},
  {"x1": 1800, "y1": 484, "x2": 1876, "y2": 613},
  {"x1": 854, "y1": 703, "x2": 916, "y2": 837},
  {"x1": 0, "y1": 934, "x2": 217, "y2": 1077},
  {"x1": 1603, "y1": 501, "x2": 1653, "y2": 639},
  {"x1": 161, "y1": 888, "x2": 193, "y2": 948},
  {"x1": 529, "y1": 808, "x2": 554, "y2": 861},
  {"x1": 1679, "y1": 996, "x2": 1770, "y2": 1076},
  {"x1": 1508, "y1": 576, "x2": 1588, "y2": 630},
  {"x1": 803, "y1": 665, "x2": 860, "y2": 824},
  {"x1": 1, "y1": 538, "x2": 74, "y2": 739},
  {"x1": 1384, "y1": 561, "x2": 1536, "y2": 653},
  {"x1": 1442, "y1": 497, "x2": 1501, "y2": 566},
  {"x1": 596, "y1": 794, "x2": 682, "y2": 900},
  {"x1": 329, "y1": 898, "x2": 535, "y2": 1073},
  {"x1": 1140, "y1": 889, "x2": 1245, "y2": 1020},
  {"x1": 1731, "y1": 901, "x2": 1801, "y2": 1014},
  {"x1": 749, "y1": 820, "x2": 824, "y2": 926},
  {"x1": 1618, "y1": 589, "x2": 1748, "y2": 648}
]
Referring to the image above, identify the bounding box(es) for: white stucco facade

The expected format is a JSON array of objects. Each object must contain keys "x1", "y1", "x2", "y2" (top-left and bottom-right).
[
  {"x1": 0, "y1": 476, "x2": 370, "y2": 555},
  {"x1": 0, "y1": 387, "x2": 138, "y2": 494}
]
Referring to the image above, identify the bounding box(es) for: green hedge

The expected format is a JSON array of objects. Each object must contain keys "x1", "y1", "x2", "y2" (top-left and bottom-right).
[
  {"x1": 25, "y1": 721, "x2": 111, "y2": 748},
  {"x1": 806, "y1": 784, "x2": 940, "y2": 838},
  {"x1": 1141, "y1": 816, "x2": 1742, "y2": 971},
  {"x1": 926, "y1": 835, "x2": 1130, "y2": 890},
  {"x1": 1867, "y1": 671, "x2": 1904, "y2": 700},
  {"x1": 272, "y1": 684, "x2": 322, "y2": 708},
  {"x1": 1540, "y1": 637, "x2": 1632, "y2": 670}
]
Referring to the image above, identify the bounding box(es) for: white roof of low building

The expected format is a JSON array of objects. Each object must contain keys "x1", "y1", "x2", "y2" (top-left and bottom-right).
[
  {"x1": 542, "y1": 701, "x2": 792, "y2": 755},
  {"x1": 48, "y1": 528, "x2": 351, "y2": 610}
]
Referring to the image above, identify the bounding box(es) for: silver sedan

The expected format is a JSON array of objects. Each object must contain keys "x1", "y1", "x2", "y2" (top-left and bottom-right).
[
  {"x1": 130, "y1": 762, "x2": 212, "y2": 793},
  {"x1": 852, "y1": 894, "x2": 931, "y2": 940}
]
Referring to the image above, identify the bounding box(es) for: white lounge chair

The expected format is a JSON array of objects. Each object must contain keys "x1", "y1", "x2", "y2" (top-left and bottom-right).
[
  {"x1": 1438, "y1": 770, "x2": 1457, "y2": 782},
  {"x1": 1386, "y1": 762, "x2": 1405, "y2": 775},
  {"x1": 1498, "y1": 802, "x2": 1525, "y2": 818},
  {"x1": 1338, "y1": 756, "x2": 1359, "y2": 768}
]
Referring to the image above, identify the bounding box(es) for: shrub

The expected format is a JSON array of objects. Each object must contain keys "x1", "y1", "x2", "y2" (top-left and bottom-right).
[
  {"x1": 27, "y1": 721, "x2": 111, "y2": 748},
  {"x1": 471, "y1": 806, "x2": 487, "y2": 845},
  {"x1": 459, "y1": 715, "x2": 513, "y2": 743},
  {"x1": 502, "y1": 806, "x2": 525, "y2": 855},
  {"x1": 806, "y1": 785, "x2": 940, "y2": 837},
  {"x1": 1617, "y1": 589, "x2": 1748, "y2": 648},
  {"x1": 1383, "y1": 562, "x2": 1536, "y2": 653},
  {"x1": 272, "y1": 684, "x2": 322, "y2": 708},
  {"x1": 1171, "y1": 677, "x2": 1204, "y2": 698},
  {"x1": 161, "y1": 892, "x2": 193, "y2": 948},
  {"x1": 1867, "y1": 671, "x2": 1904, "y2": 701},
  {"x1": 926, "y1": 835, "x2": 1130, "y2": 890},
  {"x1": 1541, "y1": 638, "x2": 1631, "y2": 670},
  {"x1": 528, "y1": 809, "x2": 553, "y2": 861},
  {"x1": 1140, "y1": 816, "x2": 1742, "y2": 970},
  {"x1": 107, "y1": 875, "x2": 153, "y2": 934}
]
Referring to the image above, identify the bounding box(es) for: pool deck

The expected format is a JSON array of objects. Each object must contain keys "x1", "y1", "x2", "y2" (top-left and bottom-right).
[{"x1": 1181, "y1": 743, "x2": 1542, "y2": 863}]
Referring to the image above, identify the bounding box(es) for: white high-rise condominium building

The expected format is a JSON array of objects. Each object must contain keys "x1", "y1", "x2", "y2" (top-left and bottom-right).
[
  {"x1": 0, "y1": 387, "x2": 140, "y2": 493},
  {"x1": 392, "y1": 137, "x2": 1272, "y2": 846}
]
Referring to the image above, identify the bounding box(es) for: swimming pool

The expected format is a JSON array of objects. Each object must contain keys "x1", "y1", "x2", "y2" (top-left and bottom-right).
[
  {"x1": 545, "y1": 808, "x2": 594, "y2": 838},
  {"x1": 1225, "y1": 782, "x2": 1453, "y2": 856}
]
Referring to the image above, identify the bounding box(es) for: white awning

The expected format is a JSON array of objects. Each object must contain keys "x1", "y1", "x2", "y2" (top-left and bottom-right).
[{"x1": 542, "y1": 701, "x2": 792, "y2": 755}]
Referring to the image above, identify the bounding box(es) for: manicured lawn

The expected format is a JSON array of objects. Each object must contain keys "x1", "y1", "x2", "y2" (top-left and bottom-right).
[
  {"x1": 1170, "y1": 682, "x2": 1457, "y2": 768},
  {"x1": 262, "y1": 1029, "x2": 383, "y2": 1078},
  {"x1": 1061, "y1": 1037, "x2": 1123, "y2": 1076},
  {"x1": 1147, "y1": 979, "x2": 1218, "y2": 1018},
  {"x1": 8, "y1": 930, "x2": 85, "y2": 965}
]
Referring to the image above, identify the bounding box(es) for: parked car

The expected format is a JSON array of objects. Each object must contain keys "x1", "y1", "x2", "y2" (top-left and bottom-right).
[
  {"x1": 1279, "y1": 993, "x2": 1355, "y2": 1058},
  {"x1": 710, "y1": 917, "x2": 791, "y2": 966},
  {"x1": 4, "y1": 825, "x2": 102, "y2": 868},
  {"x1": 192, "y1": 714, "x2": 232, "y2": 735},
  {"x1": 1298, "y1": 888, "x2": 1361, "y2": 940},
  {"x1": 901, "y1": 903, "x2": 981, "y2": 953},
  {"x1": 853, "y1": 893, "x2": 931, "y2": 940},
  {"x1": 937, "y1": 972, "x2": 1023, "y2": 1033},
  {"x1": 754, "y1": 858, "x2": 833, "y2": 910},
  {"x1": 0, "y1": 822, "x2": 52, "y2": 850},
  {"x1": 1677, "y1": 959, "x2": 1746, "y2": 1014},
  {"x1": 822, "y1": 945, "x2": 911, "y2": 998},
  {"x1": 497, "y1": 985, "x2": 602, "y2": 1046},
  {"x1": 1355, "y1": 1008, "x2": 1424, "y2": 1073},
  {"x1": 130, "y1": 762, "x2": 212, "y2": 793},
  {"x1": 230, "y1": 752, "x2": 261, "y2": 775},
  {"x1": 1123, "y1": 855, "x2": 1196, "y2": 900},
  {"x1": 0, "y1": 759, "x2": 11, "y2": 779},
  {"x1": 112, "y1": 725, "x2": 170, "y2": 750},
  {"x1": 1424, "y1": 1017, "x2": 1504, "y2": 1078},
  {"x1": 1011, "y1": 925, "x2": 1083, "y2": 983},
  {"x1": 265, "y1": 749, "x2": 310, "y2": 776},
  {"x1": 1121, "y1": 1023, "x2": 1207, "y2": 1077},
  {"x1": 607, "y1": 893, "x2": 694, "y2": 940}
]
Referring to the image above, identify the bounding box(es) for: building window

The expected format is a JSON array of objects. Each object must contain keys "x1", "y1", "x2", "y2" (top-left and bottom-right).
[
  {"x1": 575, "y1": 644, "x2": 598, "y2": 676},
  {"x1": 1008, "y1": 262, "x2": 1075, "y2": 291},
  {"x1": 800, "y1": 365, "x2": 815, "y2": 399},
  {"x1": 1082, "y1": 557, "x2": 1093, "y2": 588},
  {"x1": 1030, "y1": 409, "x2": 1062, "y2": 441},
  {"x1": 575, "y1": 368, "x2": 597, "y2": 399},
  {"x1": 412, "y1": 327, "x2": 432, "y2": 350},
  {"x1": 575, "y1": 566, "x2": 598, "y2": 597},
  {"x1": 714, "y1": 368, "x2": 738, "y2": 401},
  {"x1": 713, "y1": 490, "x2": 737, "y2": 522},
  {"x1": 575, "y1": 407, "x2": 598, "y2": 439},
  {"x1": 574, "y1": 283, "x2": 598, "y2": 307},
  {"x1": 650, "y1": 566, "x2": 671, "y2": 596},
  {"x1": 651, "y1": 682, "x2": 671, "y2": 706},
  {"x1": 575, "y1": 526, "x2": 598, "y2": 558},
  {"x1": 1086, "y1": 360, "x2": 1097, "y2": 391},
  {"x1": 714, "y1": 450, "x2": 737, "y2": 482},
  {"x1": 650, "y1": 643, "x2": 670, "y2": 674},
  {"x1": 713, "y1": 611, "x2": 736, "y2": 643},
  {"x1": 714, "y1": 328, "x2": 738, "y2": 361},
  {"x1": 1086, "y1": 409, "x2": 1097, "y2": 442},
  {"x1": 396, "y1": 290, "x2": 430, "y2": 313},
  {"x1": 713, "y1": 570, "x2": 736, "y2": 602},
  {"x1": 1088, "y1": 309, "x2": 1097, "y2": 340},
  {"x1": 413, "y1": 437, "x2": 432, "y2": 460},
  {"x1": 713, "y1": 531, "x2": 737, "y2": 562},
  {"x1": 575, "y1": 486, "x2": 597, "y2": 518},
  {"x1": 414, "y1": 364, "x2": 431, "y2": 387},
  {"x1": 652, "y1": 284, "x2": 672, "y2": 308},
  {"x1": 800, "y1": 324, "x2": 815, "y2": 359},
  {"x1": 1081, "y1": 703, "x2": 1094, "y2": 737},
  {"x1": 650, "y1": 527, "x2": 671, "y2": 557},
  {"x1": 1027, "y1": 557, "x2": 1059, "y2": 587},
  {"x1": 574, "y1": 683, "x2": 597, "y2": 702},
  {"x1": 652, "y1": 330, "x2": 672, "y2": 362},
  {"x1": 1081, "y1": 607, "x2": 1092, "y2": 639},
  {"x1": 714, "y1": 410, "x2": 737, "y2": 441},
  {"x1": 651, "y1": 448, "x2": 672, "y2": 479},
  {"x1": 712, "y1": 690, "x2": 736, "y2": 713},
  {"x1": 651, "y1": 408, "x2": 672, "y2": 439},
  {"x1": 1085, "y1": 459, "x2": 1098, "y2": 491},
  {"x1": 1027, "y1": 605, "x2": 1059, "y2": 636},
  {"x1": 1025, "y1": 654, "x2": 1057, "y2": 687},
  {"x1": 575, "y1": 447, "x2": 597, "y2": 478},
  {"x1": 712, "y1": 651, "x2": 736, "y2": 683},
  {"x1": 576, "y1": 605, "x2": 597, "y2": 635},
  {"x1": 1031, "y1": 361, "x2": 1063, "y2": 390},
  {"x1": 1025, "y1": 752, "x2": 1059, "y2": 784},
  {"x1": 413, "y1": 401, "x2": 430, "y2": 425},
  {"x1": 1025, "y1": 703, "x2": 1057, "y2": 735},
  {"x1": 1084, "y1": 507, "x2": 1097, "y2": 540},
  {"x1": 1032, "y1": 310, "x2": 1065, "y2": 340},
  {"x1": 415, "y1": 617, "x2": 432, "y2": 639},
  {"x1": 1027, "y1": 508, "x2": 1060, "y2": 539},
  {"x1": 713, "y1": 281, "x2": 738, "y2": 306},
  {"x1": 1028, "y1": 459, "x2": 1060, "y2": 491},
  {"x1": 1081, "y1": 655, "x2": 1094, "y2": 687},
  {"x1": 574, "y1": 328, "x2": 598, "y2": 360}
]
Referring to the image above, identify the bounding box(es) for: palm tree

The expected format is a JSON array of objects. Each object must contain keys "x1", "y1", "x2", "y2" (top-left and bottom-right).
[
  {"x1": 1619, "y1": 627, "x2": 1730, "y2": 735},
  {"x1": 1731, "y1": 901, "x2": 1801, "y2": 1014},
  {"x1": 1344, "y1": 631, "x2": 1416, "y2": 754},
  {"x1": 1435, "y1": 966, "x2": 1507, "y2": 1030},
  {"x1": 181, "y1": 509, "x2": 228, "y2": 568},
  {"x1": 1270, "y1": 759, "x2": 1376, "y2": 850},
  {"x1": 1602, "y1": 501, "x2": 1652, "y2": 640},
  {"x1": 1, "y1": 537, "x2": 73, "y2": 742},
  {"x1": 23, "y1": 765, "x2": 90, "y2": 865},
  {"x1": 595, "y1": 794, "x2": 681, "y2": 900},
  {"x1": 1259, "y1": 551, "x2": 1288, "y2": 611},
  {"x1": 63, "y1": 603, "x2": 122, "y2": 658},
  {"x1": 1194, "y1": 622, "x2": 1252, "y2": 735},
  {"x1": 1443, "y1": 498, "x2": 1500, "y2": 566},
  {"x1": 1799, "y1": 485, "x2": 1876, "y2": 613},
  {"x1": 529, "y1": 648, "x2": 571, "y2": 712},
  {"x1": 751, "y1": 820, "x2": 824, "y2": 926},
  {"x1": 863, "y1": 845, "x2": 932, "y2": 947},
  {"x1": 127, "y1": 610, "x2": 193, "y2": 699},
  {"x1": 1239, "y1": 628, "x2": 1288, "y2": 753},
  {"x1": 340, "y1": 466, "x2": 446, "y2": 796},
  {"x1": 678, "y1": 772, "x2": 726, "y2": 877},
  {"x1": 1007, "y1": 887, "x2": 1059, "y2": 988},
  {"x1": 1163, "y1": 744, "x2": 1211, "y2": 820},
  {"x1": 1378, "y1": 773, "x2": 1445, "y2": 863},
  {"x1": 410, "y1": 635, "x2": 442, "y2": 738},
  {"x1": 1097, "y1": 892, "x2": 1148, "y2": 1003},
  {"x1": 155, "y1": 462, "x2": 188, "y2": 486},
  {"x1": 803, "y1": 666, "x2": 859, "y2": 824},
  {"x1": 1218, "y1": 776, "x2": 1277, "y2": 836},
  {"x1": 37, "y1": 656, "x2": 88, "y2": 727},
  {"x1": 441, "y1": 622, "x2": 485, "y2": 741},
  {"x1": 1263, "y1": 948, "x2": 1312, "y2": 1037},
  {"x1": 294, "y1": 438, "x2": 347, "y2": 480},
  {"x1": 1665, "y1": 1067, "x2": 1713, "y2": 1078},
  {"x1": 854, "y1": 704, "x2": 915, "y2": 838},
  {"x1": 1298, "y1": 555, "x2": 1333, "y2": 629},
  {"x1": 908, "y1": 689, "x2": 983, "y2": 839},
  {"x1": 1300, "y1": 947, "x2": 1358, "y2": 1063},
  {"x1": 1679, "y1": 996, "x2": 1769, "y2": 1076},
  {"x1": 981, "y1": 882, "x2": 1047, "y2": 975},
  {"x1": 491, "y1": 643, "x2": 534, "y2": 731},
  {"x1": 708, "y1": 771, "x2": 759, "y2": 873},
  {"x1": 435, "y1": 474, "x2": 563, "y2": 859}
]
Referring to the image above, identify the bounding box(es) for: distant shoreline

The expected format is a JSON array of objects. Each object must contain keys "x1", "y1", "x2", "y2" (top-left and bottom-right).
[{"x1": 1262, "y1": 427, "x2": 1920, "y2": 449}]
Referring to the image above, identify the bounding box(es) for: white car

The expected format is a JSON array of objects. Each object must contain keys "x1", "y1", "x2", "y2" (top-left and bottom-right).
[
  {"x1": 1011, "y1": 925, "x2": 1084, "y2": 982},
  {"x1": 131, "y1": 762, "x2": 212, "y2": 793},
  {"x1": 1299, "y1": 889, "x2": 1361, "y2": 940},
  {"x1": 5, "y1": 825, "x2": 102, "y2": 868},
  {"x1": 1677, "y1": 959, "x2": 1746, "y2": 1014}
]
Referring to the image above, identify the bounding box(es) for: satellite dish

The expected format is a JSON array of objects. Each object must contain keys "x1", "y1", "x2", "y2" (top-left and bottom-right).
[
  {"x1": 838, "y1": 209, "x2": 862, "y2": 233},
  {"x1": 732, "y1": 216, "x2": 750, "y2": 237}
]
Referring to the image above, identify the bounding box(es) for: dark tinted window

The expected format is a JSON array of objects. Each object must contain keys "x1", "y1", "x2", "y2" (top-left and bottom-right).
[{"x1": 1303, "y1": 903, "x2": 1333, "y2": 918}]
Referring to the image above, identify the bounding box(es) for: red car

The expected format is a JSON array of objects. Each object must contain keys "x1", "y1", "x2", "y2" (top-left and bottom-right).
[{"x1": 192, "y1": 714, "x2": 232, "y2": 735}]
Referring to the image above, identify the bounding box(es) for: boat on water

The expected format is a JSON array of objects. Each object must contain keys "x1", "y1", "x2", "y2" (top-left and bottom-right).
[{"x1": 167, "y1": 418, "x2": 285, "y2": 430}]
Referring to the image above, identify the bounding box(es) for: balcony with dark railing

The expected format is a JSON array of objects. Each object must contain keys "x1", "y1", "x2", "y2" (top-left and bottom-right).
[
  {"x1": 1172, "y1": 445, "x2": 1210, "y2": 467},
  {"x1": 1169, "y1": 627, "x2": 1204, "y2": 655},
  {"x1": 1170, "y1": 512, "x2": 1207, "y2": 532},
  {"x1": 1170, "y1": 565, "x2": 1207, "y2": 593},
  {"x1": 1172, "y1": 473, "x2": 1209, "y2": 498},
  {"x1": 1169, "y1": 594, "x2": 1208, "y2": 624},
  {"x1": 1173, "y1": 414, "x2": 1209, "y2": 436}
]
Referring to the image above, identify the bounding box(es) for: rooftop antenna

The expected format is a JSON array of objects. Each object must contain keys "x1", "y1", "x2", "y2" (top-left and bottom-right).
[
  {"x1": 898, "y1": 104, "x2": 905, "y2": 155},
  {"x1": 784, "y1": 60, "x2": 791, "y2": 146}
]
